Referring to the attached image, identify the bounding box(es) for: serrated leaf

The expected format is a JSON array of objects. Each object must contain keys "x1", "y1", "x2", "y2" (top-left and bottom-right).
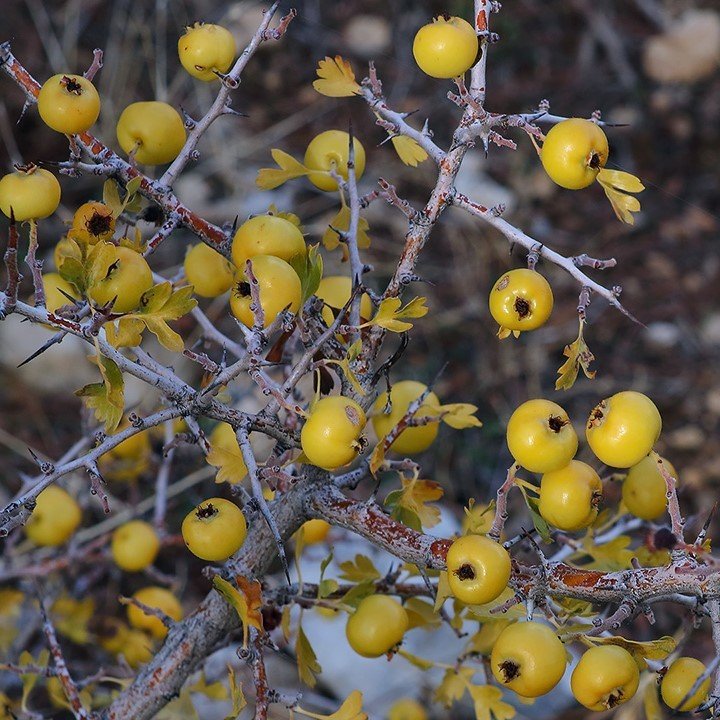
[
  {"x1": 434, "y1": 667, "x2": 475, "y2": 708},
  {"x1": 338, "y1": 554, "x2": 380, "y2": 582},
  {"x1": 465, "y1": 619, "x2": 512, "y2": 656},
  {"x1": 256, "y1": 149, "x2": 309, "y2": 190},
  {"x1": 584, "y1": 634, "x2": 676, "y2": 671},
  {"x1": 391, "y1": 135, "x2": 429, "y2": 167},
  {"x1": 384, "y1": 473, "x2": 443, "y2": 529},
  {"x1": 206, "y1": 432, "x2": 248, "y2": 485},
  {"x1": 212, "y1": 576, "x2": 263, "y2": 648},
  {"x1": 313, "y1": 56, "x2": 360, "y2": 97},
  {"x1": 596, "y1": 168, "x2": 644, "y2": 225},
  {"x1": 296, "y1": 625, "x2": 322, "y2": 688},
  {"x1": 267, "y1": 204, "x2": 303, "y2": 229},
  {"x1": 76, "y1": 355, "x2": 124, "y2": 432},
  {"x1": 105, "y1": 318, "x2": 145, "y2": 348},
  {"x1": 322, "y1": 205, "x2": 371, "y2": 260},
  {"x1": 318, "y1": 551, "x2": 339, "y2": 599},
  {"x1": 556, "y1": 319, "x2": 596, "y2": 390},
  {"x1": 362, "y1": 296, "x2": 428, "y2": 333},
  {"x1": 118, "y1": 283, "x2": 197, "y2": 351}
]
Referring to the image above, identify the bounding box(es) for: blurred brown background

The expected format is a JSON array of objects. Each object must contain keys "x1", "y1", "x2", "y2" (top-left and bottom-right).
[{"x1": 0, "y1": 1, "x2": 719, "y2": 714}]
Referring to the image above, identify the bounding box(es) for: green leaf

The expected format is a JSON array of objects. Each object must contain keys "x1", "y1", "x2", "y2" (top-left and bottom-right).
[
  {"x1": 75, "y1": 355, "x2": 124, "y2": 433},
  {"x1": 291, "y1": 243, "x2": 324, "y2": 306},
  {"x1": 318, "y1": 551, "x2": 338, "y2": 599},
  {"x1": 339, "y1": 579, "x2": 376, "y2": 609},
  {"x1": 517, "y1": 484, "x2": 552, "y2": 543},
  {"x1": 296, "y1": 625, "x2": 322, "y2": 688}
]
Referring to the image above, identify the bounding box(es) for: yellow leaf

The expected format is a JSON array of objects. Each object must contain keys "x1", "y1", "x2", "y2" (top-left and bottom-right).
[
  {"x1": 362, "y1": 296, "x2": 428, "y2": 333},
  {"x1": 321, "y1": 205, "x2": 371, "y2": 258},
  {"x1": 404, "y1": 598, "x2": 442, "y2": 630},
  {"x1": 267, "y1": 203, "x2": 303, "y2": 229},
  {"x1": 384, "y1": 472, "x2": 443, "y2": 529},
  {"x1": 391, "y1": 135, "x2": 429, "y2": 167},
  {"x1": 19, "y1": 649, "x2": 49, "y2": 712},
  {"x1": 434, "y1": 667, "x2": 475, "y2": 708},
  {"x1": 466, "y1": 588, "x2": 526, "y2": 622},
  {"x1": 256, "y1": 148, "x2": 309, "y2": 190},
  {"x1": 206, "y1": 444, "x2": 248, "y2": 485},
  {"x1": 76, "y1": 355, "x2": 124, "y2": 433},
  {"x1": 584, "y1": 634, "x2": 676, "y2": 671},
  {"x1": 580, "y1": 534, "x2": 634, "y2": 570},
  {"x1": 597, "y1": 168, "x2": 645, "y2": 193},
  {"x1": 338, "y1": 554, "x2": 380, "y2": 582},
  {"x1": 296, "y1": 625, "x2": 322, "y2": 688},
  {"x1": 556, "y1": 319, "x2": 596, "y2": 390},
  {"x1": 0, "y1": 589, "x2": 23, "y2": 653},
  {"x1": 427, "y1": 402, "x2": 482, "y2": 429},
  {"x1": 313, "y1": 56, "x2": 360, "y2": 97},
  {"x1": 433, "y1": 570, "x2": 453, "y2": 613},
  {"x1": 464, "y1": 619, "x2": 512, "y2": 656},
  {"x1": 212, "y1": 576, "x2": 263, "y2": 648},
  {"x1": 188, "y1": 673, "x2": 228, "y2": 701},
  {"x1": 596, "y1": 168, "x2": 644, "y2": 225},
  {"x1": 643, "y1": 681, "x2": 663, "y2": 720},
  {"x1": 467, "y1": 684, "x2": 516, "y2": 720},
  {"x1": 398, "y1": 648, "x2": 436, "y2": 671},
  {"x1": 225, "y1": 666, "x2": 247, "y2": 720},
  {"x1": 294, "y1": 690, "x2": 367, "y2": 720}
]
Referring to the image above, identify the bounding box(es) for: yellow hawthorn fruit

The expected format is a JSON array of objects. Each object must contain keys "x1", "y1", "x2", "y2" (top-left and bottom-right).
[
  {"x1": 42, "y1": 273, "x2": 78, "y2": 314},
  {"x1": 622, "y1": 455, "x2": 678, "y2": 520},
  {"x1": 446, "y1": 534, "x2": 511, "y2": 605},
  {"x1": 539, "y1": 460, "x2": 603, "y2": 532},
  {"x1": 304, "y1": 130, "x2": 366, "y2": 192},
  {"x1": 586, "y1": 390, "x2": 662, "y2": 468},
  {"x1": 412, "y1": 16, "x2": 479, "y2": 79},
  {"x1": 490, "y1": 621, "x2": 567, "y2": 697},
  {"x1": 181, "y1": 497, "x2": 247, "y2": 562},
  {"x1": 388, "y1": 698, "x2": 427, "y2": 720},
  {"x1": 184, "y1": 243, "x2": 234, "y2": 298},
  {"x1": 231, "y1": 214, "x2": 307, "y2": 272},
  {"x1": 345, "y1": 595, "x2": 409, "y2": 658},
  {"x1": 111, "y1": 520, "x2": 160, "y2": 572},
  {"x1": 300, "y1": 519, "x2": 331, "y2": 544},
  {"x1": 229, "y1": 254, "x2": 302, "y2": 329},
  {"x1": 301, "y1": 395, "x2": 367, "y2": 470},
  {"x1": 316, "y1": 275, "x2": 373, "y2": 326},
  {"x1": 661, "y1": 657, "x2": 711, "y2": 711},
  {"x1": 37, "y1": 73, "x2": 100, "y2": 134},
  {"x1": 571, "y1": 645, "x2": 639, "y2": 710},
  {"x1": 506, "y1": 399, "x2": 578, "y2": 473},
  {"x1": 178, "y1": 23, "x2": 237, "y2": 81},
  {"x1": 87, "y1": 244, "x2": 153, "y2": 313},
  {"x1": 127, "y1": 586, "x2": 182, "y2": 639},
  {"x1": 25, "y1": 486, "x2": 81, "y2": 546},
  {"x1": 371, "y1": 380, "x2": 440, "y2": 455},
  {"x1": 489, "y1": 269, "x2": 553, "y2": 336},
  {"x1": 0, "y1": 166, "x2": 61, "y2": 221},
  {"x1": 69, "y1": 201, "x2": 115, "y2": 244},
  {"x1": 116, "y1": 101, "x2": 186, "y2": 165},
  {"x1": 541, "y1": 118, "x2": 609, "y2": 190}
]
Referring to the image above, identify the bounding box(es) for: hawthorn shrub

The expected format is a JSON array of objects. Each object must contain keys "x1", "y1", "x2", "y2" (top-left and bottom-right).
[{"x1": 0, "y1": 2, "x2": 719, "y2": 720}]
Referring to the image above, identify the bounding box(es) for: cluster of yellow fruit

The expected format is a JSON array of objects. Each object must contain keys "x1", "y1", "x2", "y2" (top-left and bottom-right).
[{"x1": 505, "y1": 390, "x2": 670, "y2": 531}]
